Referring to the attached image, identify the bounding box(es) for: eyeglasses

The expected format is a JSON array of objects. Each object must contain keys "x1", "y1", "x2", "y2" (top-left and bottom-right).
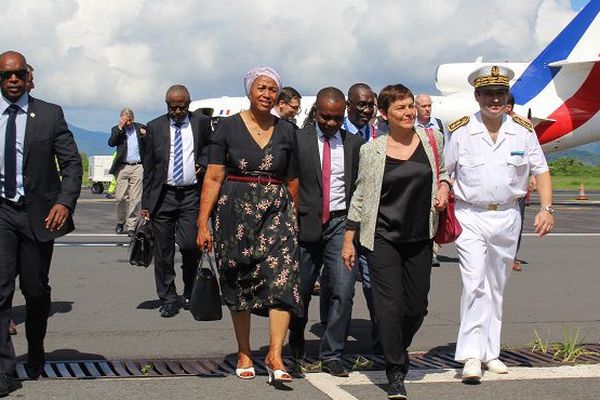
[
  {"x1": 0, "y1": 69, "x2": 28, "y2": 81},
  {"x1": 349, "y1": 101, "x2": 376, "y2": 112},
  {"x1": 285, "y1": 102, "x2": 301, "y2": 115}
]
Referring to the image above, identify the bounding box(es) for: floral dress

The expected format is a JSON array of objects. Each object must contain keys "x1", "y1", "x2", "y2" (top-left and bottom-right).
[{"x1": 209, "y1": 114, "x2": 301, "y2": 316}]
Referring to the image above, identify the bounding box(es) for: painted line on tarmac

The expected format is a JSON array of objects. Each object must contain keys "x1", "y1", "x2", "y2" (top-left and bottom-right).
[
  {"x1": 304, "y1": 364, "x2": 600, "y2": 400},
  {"x1": 522, "y1": 233, "x2": 600, "y2": 236},
  {"x1": 55, "y1": 243, "x2": 128, "y2": 247},
  {"x1": 66, "y1": 234, "x2": 122, "y2": 237}
]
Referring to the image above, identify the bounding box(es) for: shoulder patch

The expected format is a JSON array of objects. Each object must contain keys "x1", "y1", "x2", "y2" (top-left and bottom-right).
[
  {"x1": 448, "y1": 116, "x2": 470, "y2": 132},
  {"x1": 512, "y1": 115, "x2": 534, "y2": 132}
]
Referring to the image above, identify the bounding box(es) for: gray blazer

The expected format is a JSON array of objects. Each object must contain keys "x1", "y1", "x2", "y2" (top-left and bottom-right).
[{"x1": 347, "y1": 127, "x2": 450, "y2": 251}]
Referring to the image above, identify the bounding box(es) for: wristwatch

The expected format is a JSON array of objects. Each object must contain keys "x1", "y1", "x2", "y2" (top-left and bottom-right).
[{"x1": 541, "y1": 205, "x2": 555, "y2": 214}]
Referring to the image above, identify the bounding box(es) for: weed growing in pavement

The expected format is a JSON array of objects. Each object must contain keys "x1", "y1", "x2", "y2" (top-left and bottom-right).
[
  {"x1": 530, "y1": 329, "x2": 550, "y2": 354},
  {"x1": 529, "y1": 328, "x2": 596, "y2": 363},
  {"x1": 553, "y1": 328, "x2": 593, "y2": 363},
  {"x1": 141, "y1": 364, "x2": 153, "y2": 375}
]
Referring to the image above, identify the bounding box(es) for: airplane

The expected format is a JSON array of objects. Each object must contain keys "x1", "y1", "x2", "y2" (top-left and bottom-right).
[{"x1": 190, "y1": 0, "x2": 600, "y2": 153}]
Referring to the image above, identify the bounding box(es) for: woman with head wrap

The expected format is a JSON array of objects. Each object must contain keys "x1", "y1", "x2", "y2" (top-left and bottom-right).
[{"x1": 197, "y1": 66, "x2": 300, "y2": 385}]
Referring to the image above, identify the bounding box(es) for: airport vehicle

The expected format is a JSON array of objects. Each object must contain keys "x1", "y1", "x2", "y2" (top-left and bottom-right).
[
  {"x1": 88, "y1": 155, "x2": 113, "y2": 194},
  {"x1": 189, "y1": 0, "x2": 600, "y2": 153}
]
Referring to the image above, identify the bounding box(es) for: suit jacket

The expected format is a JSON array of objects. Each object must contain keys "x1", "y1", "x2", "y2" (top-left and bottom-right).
[
  {"x1": 22, "y1": 97, "x2": 83, "y2": 242},
  {"x1": 108, "y1": 122, "x2": 147, "y2": 175},
  {"x1": 142, "y1": 110, "x2": 211, "y2": 215},
  {"x1": 296, "y1": 125, "x2": 363, "y2": 242},
  {"x1": 347, "y1": 127, "x2": 450, "y2": 251}
]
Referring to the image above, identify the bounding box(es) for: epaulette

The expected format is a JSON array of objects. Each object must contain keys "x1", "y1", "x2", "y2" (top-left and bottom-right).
[
  {"x1": 512, "y1": 114, "x2": 534, "y2": 132},
  {"x1": 448, "y1": 116, "x2": 469, "y2": 132}
]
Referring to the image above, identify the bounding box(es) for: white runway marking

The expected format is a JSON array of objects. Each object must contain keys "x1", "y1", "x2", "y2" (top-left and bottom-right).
[
  {"x1": 522, "y1": 233, "x2": 600, "y2": 236},
  {"x1": 304, "y1": 364, "x2": 600, "y2": 400},
  {"x1": 66, "y1": 234, "x2": 122, "y2": 237}
]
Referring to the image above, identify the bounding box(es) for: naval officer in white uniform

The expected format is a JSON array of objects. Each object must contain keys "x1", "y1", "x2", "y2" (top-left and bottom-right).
[{"x1": 444, "y1": 65, "x2": 555, "y2": 383}]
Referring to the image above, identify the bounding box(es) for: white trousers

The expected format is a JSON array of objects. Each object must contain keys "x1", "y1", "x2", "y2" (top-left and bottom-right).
[{"x1": 453, "y1": 203, "x2": 521, "y2": 362}]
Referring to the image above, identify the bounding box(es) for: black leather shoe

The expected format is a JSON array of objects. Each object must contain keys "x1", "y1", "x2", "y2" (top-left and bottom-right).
[
  {"x1": 182, "y1": 297, "x2": 190, "y2": 311},
  {"x1": 0, "y1": 372, "x2": 13, "y2": 395},
  {"x1": 25, "y1": 364, "x2": 44, "y2": 380},
  {"x1": 322, "y1": 359, "x2": 349, "y2": 377},
  {"x1": 159, "y1": 303, "x2": 179, "y2": 318},
  {"x1": 115, "y1": 223, "x2": 125, "y2": 234},
  {"x1": 387, "y1": 374, "x2": 407, "y2": 399}
]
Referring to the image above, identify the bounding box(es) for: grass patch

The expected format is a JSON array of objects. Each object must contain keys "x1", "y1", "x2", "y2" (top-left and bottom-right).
[
  {"x1": 529, "y1": 328, "x2": 596, "y2": 363},
  {"x1": 551, "y1": 175, "x2": 600, "y2": 190}
]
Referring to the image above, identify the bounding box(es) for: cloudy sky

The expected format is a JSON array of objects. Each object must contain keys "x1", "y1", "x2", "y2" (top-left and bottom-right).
[{"x1": 1, "y1": 0, "x2": 587, "y2": 132}]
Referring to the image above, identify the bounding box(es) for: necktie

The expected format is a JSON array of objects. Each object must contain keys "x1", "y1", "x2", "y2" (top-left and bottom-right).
[
  {"x1": 173, "y1": 123, "x2": 184, "y2": 185},
  {"x1": 4, "y1": 104, "x2": 20, "y2": 198},
  {"x1": 321, "y1": 135, "x2": 331, "y2": 224}
]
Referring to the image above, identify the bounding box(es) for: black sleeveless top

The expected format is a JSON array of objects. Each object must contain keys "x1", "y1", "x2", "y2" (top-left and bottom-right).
[{"x1": 375, "y1": 141, "x2": 432, "y2": 243}]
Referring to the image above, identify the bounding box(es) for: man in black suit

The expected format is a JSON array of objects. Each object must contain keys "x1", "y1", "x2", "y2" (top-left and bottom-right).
[
  {"x1": 0, "y1": 51, "x2": 82, "y2": 392},
  {"x1": 289, "y1": 87, "x2": 362, "y2": 377},
  {"x1": 108, "y1": 108, "x2": 147, "y2": 234},
  {"x1": 141, "y1": 85, "x2": 211, "y2": 318}
]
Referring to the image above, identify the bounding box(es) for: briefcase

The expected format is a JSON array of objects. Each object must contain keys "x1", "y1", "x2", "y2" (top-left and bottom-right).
[
  {"x1": 189, "y1": 251, "x2": 223, "y2": 321},
  {"x1": 128, "y1": 217, "x2": 154, "y2": 267}
]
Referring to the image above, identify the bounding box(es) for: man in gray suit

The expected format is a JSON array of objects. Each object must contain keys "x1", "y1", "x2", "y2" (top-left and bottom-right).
[{"x1": 289, "y1": 87, "x2": 363, "y2": 377}]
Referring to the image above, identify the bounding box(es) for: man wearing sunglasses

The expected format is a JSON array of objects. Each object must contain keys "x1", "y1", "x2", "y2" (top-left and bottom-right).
[
  {"x1": 141, "y1": 85, "x2": 212, "y2": 318},
  {"x1": 0, "y1": 51, "x2": 82, "y2": 393}
]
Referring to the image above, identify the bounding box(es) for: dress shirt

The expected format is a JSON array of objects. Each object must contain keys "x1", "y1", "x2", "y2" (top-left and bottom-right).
[
  {"x1": 415, "y1": 116, "x2": 447, "y2": 143},
  {"x1": 343, "y1": 117, "x2": 375, "y2": 143},
  {"x1": 167, "y1": 116, "x2": 196, "y2": 186},
  {"x1": 444, "y1": 111, "x2": 548, "y2": 206},
  {"x1": 125, "y1": 126, "x2": 141, "y2": 163},
  {"x1": 0, "y1": 93, "x2": 29, "y2": 201},
  {"x1": 316, "y1": 124, "x2": 345, "y2": 212}
]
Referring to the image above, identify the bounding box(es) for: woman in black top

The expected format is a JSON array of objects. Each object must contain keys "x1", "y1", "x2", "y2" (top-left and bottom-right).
[
  {"x1": 197, "y1": 66, "x2": 300, "y2": 385},
  {"x1": 342, "y1": 84, "x2": 450, "y2": 399}
]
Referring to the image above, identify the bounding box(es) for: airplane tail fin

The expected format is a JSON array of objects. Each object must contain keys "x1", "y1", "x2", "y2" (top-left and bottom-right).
[{"x1": 511, "y1": 0, "x2": 600, "y2": 105}]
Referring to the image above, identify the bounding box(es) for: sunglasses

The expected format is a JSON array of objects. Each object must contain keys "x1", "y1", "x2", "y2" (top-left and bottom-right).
[{"x1": 0, "y1": 69, "x2": 28, "y2": 81}]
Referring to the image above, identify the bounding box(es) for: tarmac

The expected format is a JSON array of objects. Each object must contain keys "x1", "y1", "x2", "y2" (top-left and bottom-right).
[{"x1": 5, "y1": 189, "x2": 600, "y2": 399}]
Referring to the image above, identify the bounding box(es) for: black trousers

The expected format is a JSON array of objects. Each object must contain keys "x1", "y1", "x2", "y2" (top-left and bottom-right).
[
  {"x1": 0, "y1": 200, "x2": 53, "y2": 374},
  {"x1": 152, "y1": 187, "x2": 200, "y2": 306},
  {"x1": 364, "y1": 236, "x2": 432, "y2": 380}
]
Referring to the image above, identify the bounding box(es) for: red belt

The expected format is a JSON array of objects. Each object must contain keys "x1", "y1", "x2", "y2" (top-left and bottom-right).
[{"x1": 226, "y1": 174, "x2": 283, "y2": 185}]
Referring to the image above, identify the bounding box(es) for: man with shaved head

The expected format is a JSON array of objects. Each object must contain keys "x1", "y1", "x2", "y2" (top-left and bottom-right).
[
  {"x1": 415, "y1": 93, "x2": 445, "y2": 267},
  {"x1": 414, "y1": 94, "x2": 444, "y2": 135},
  {"x1": 0, "y1": 51, "x2": 82, "y2": 392},
  {"x1": 289, "y1": 87, "x2": 363, "y2": 377},
  {"x1": 141, "y1": 84, "x2": 212, "y2": 318}
]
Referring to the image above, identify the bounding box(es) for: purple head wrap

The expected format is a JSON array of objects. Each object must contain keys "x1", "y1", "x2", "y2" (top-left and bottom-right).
[{"x1": 243, "y1": 66, "x2": 281, "y2": 96}]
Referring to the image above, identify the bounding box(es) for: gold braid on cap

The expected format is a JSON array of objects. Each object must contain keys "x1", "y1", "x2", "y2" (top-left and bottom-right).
[{"x1": 473, "y1": 75, "x2": 510, "y2": 89}]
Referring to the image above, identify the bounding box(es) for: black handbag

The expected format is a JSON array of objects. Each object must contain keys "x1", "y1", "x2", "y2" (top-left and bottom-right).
[
  {"x1": 128, "y1": 217, "x2": 154, "y2": 267},
  {"x1": 189, "y1": 251, "x2": 223, "y2": 321}
]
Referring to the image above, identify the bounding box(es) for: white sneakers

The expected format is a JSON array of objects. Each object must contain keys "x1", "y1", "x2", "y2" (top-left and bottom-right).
[
  {"x1": 484, "y1": 359, "x2": 509, "y2": 374},
  {"x1": 462, "y1": 358, "x2": 509, "y2": 382},
  {"x1": 461, "y1": 358, "x2": 482, "y2": 382}
]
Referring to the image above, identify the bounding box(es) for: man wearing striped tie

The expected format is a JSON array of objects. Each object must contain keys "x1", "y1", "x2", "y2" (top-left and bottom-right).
[{"x1": 141, "y1": 85, "x2": 212, "y2": 318}]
